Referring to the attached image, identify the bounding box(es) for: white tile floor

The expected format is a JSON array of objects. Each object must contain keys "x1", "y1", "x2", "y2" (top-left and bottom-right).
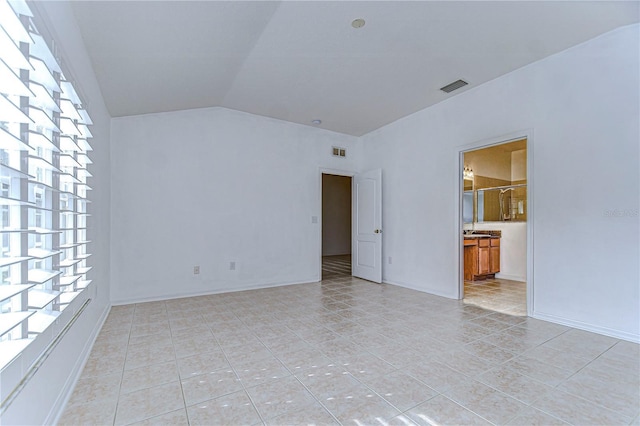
[
  {"x1": 59, "y1": 277, "x2": 640, "y2": 425},
  {"x1": 464, "y1": 278, "x2": 527, "y2": 316}
]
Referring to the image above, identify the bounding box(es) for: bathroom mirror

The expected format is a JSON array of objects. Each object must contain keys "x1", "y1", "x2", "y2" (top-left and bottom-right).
[
  {"x1": 476, "y1": 185, "x2": 527, "y2": 222},
  {"x1": 463, "y1": 177, "x2": 474, "y2": 224},
  {"x1": 463, "y1": 191, "x2": 474, "y2": 223},
  {"x1": 463, "y1": 139, "x2": 527, "y2": 223}
]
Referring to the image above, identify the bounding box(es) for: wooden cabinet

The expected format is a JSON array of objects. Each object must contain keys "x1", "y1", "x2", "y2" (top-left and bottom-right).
[
  {"x1": 489, "y1": 238, "x2": 500, "y2": 274},
  {"x1": 478, "y1": 238, "x2": 490, "y2": 275},
  {"x1": 463, "y1": 240, "x2": 477, "y2": 281},
  {"x1": 464, "y1": 237, "x2": 500, "y2": 281}
]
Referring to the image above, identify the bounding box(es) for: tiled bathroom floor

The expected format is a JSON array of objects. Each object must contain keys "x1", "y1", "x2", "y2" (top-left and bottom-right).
[
  {"x1": 59, "y1": 277, "x2": 639, "y2": 425},
  {"x1": 464, "y1": 278, "x2": 527, "y2": 316}
]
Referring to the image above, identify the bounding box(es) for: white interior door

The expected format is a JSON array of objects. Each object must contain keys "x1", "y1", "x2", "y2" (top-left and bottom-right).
[{"x1": 352, "y1": 169, "x2": 382, "y2": 283}]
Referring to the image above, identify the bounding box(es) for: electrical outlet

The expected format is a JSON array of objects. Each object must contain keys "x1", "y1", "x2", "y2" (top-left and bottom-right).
[
  {"x1": 230, "y1": 261, "x2": 236, "y2": 271},
  {"x1": 193, "y1": 265, "x2": 200, "y2": 275}
]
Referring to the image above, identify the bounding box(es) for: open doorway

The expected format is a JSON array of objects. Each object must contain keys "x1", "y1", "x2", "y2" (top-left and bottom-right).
[
  {"x1": 461, "y1": 138, "x2": 529, "y2": 316},
  {"x1": 321, "y1": 174, "x2": 352, "y2": 279}
]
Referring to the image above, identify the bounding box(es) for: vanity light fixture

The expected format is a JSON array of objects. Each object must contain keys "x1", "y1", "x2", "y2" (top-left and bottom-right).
[
  {"x1": 463, "y1": 166, "x2": 474, "y2": 180},
  {"x1": 351, "y1": 18, "x2": 366, "y2": 29}
]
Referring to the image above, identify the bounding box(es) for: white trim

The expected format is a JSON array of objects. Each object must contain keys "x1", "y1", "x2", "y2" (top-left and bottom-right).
[
  {"x1": 495, "y1": 273, "x2": 526, "y2": 282},
  {"x1": 319, "y1": 168, "x2": 356, "y2": 178},
  {"x1": 383, "y1": 279, "x2": 458, "y2": 300},
  {"x1": 526, "y1": 130, "x2": 535, "y2": 316},
  {"x1": 111, "y1": 279, "x2": 320, "y2": 306},
  {"x1": 455, "y1": 129, "x2": 534, "y2": 316},
  {"x1": 532, "y1": 311, "x2": 640, "y2": 344},
  {"x1": 47, "y1": 303, "x2": 110, "y2": 426},
  {"x1": 318, "y1": 168, "x2": 356, "y2": 280}
]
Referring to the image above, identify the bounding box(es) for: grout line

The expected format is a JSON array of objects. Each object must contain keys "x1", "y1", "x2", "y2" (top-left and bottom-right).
[
  {"x1": 63, "y1": 279, "x2": 638, "y2": 426},
  {"x1": 291, "y1": 372, "x2": 343, "y2": 425},
  {"x1": 110, "y1": 305, "x2": 135, "y2": 426},
  {"x1": 164, "y1": 301, "x2": 193, "y2": 426},
  {"x1": 212, "y1": 316, "x2": 268, "y2": 425}
]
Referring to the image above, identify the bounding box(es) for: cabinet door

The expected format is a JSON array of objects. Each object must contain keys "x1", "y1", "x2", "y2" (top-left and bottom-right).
[
  {"x1": 464, "y1": 246, "x2": 477, "y2": 281},
  {"x1": 478, "y1": 247, "x2": 490, "y2": 275},
  {"x1": 490, "y1": 246, "x2": 500, "y2": 273}
]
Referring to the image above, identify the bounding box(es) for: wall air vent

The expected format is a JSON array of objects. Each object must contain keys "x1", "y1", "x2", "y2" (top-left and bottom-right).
[
  {"x1": 332, "y1": 147, "x2": 346, "y2": 157},
  {"x1": 440, "y1": 79, "x2": 468, "y2": 93}
]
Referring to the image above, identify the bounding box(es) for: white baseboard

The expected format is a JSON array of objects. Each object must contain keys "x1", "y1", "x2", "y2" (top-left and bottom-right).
[
  {"x1": 384, "y1": 279, "x2": 639, "y2": 343},
  {"x1": 112, "y1": 278, "x2": 638, "y2": 344},
  {"x1": 383, "y1": 279, "x2": 458, "y2": 300},
  {"x1": 532, "y1": 311, "x2": 640, "y2": 343},
  {"x1": 495, "y1": 273, "x2": 526, "y2": 282},
  {"x1": 111, "y1": 278, "x2": 320, "y2": 306},
  {"x1": 47, "y1": 302, "x2": 111, "y2": 425}
]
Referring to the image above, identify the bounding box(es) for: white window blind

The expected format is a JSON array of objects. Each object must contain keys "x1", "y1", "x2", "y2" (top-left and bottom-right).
[{"x1": 0, "y1": 0, "x2": 93, "y2": 370}]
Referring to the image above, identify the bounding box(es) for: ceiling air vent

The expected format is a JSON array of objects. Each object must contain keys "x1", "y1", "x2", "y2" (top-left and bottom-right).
[{"x1": 440, "y1": 79, "x2": 468, "y2": 93}]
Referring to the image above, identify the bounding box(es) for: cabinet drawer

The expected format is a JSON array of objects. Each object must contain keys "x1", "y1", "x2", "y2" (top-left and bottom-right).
[
  {"x1": 478, "y1": 239, "x2": 490, "y2": 247},
  {"x1": 490, "y1": 238, "x2": 500, "y2": 247}
]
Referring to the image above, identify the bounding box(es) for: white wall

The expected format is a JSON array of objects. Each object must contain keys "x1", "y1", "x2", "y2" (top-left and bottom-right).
[
  {"x1": 322, "y1": 174, "x2": 352, "y2": 256},
  {"x1": 362, "y1": 24, "x2": 639, "y2": 341},
  {"x1": 110, "y1": 108, "x2": 360, "y2": 304},
  {"x1": 0, "y1": 2, "x2": 112, "y2": 425}
]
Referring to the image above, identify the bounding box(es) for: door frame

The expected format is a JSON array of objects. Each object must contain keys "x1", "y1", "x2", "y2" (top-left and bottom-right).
[
  {"x1": 456, "y1": 130, "x2": 535, "y2": 316},
  {"x1": 318, "y1": 168, "x2": 356, "y2": 281}
]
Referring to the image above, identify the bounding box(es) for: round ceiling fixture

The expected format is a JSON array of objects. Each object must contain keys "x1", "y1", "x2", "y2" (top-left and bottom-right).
[
  {"x1": 351, "y1": 18, "x2": 366, "y2": 29},
  {"x1": 311, "y1": 119, "x2": 322, "y2": 125}
]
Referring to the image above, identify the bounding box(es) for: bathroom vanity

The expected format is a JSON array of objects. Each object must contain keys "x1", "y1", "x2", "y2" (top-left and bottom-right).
[{"x1": 464, "y1": 235, "x2": 500, "y2": 281}]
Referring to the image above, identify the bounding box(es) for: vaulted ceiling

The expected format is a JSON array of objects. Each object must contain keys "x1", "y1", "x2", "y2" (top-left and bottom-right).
[{"x1": 70, "y1": 1, "x2": 639, "y2": 136}]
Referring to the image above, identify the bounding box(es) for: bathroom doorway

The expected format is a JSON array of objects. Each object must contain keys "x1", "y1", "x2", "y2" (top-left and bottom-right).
[
  {"x1": 460, "y1": 137, "x2": 529, "y2": 316},
  {"x1": 321, "y1": 174, "x2": 352, "y2": 279}
]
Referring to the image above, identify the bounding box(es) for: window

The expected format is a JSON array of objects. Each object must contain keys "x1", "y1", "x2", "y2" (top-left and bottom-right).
[
  {"x1": 0, "y1": 0, "x2": 94, "y2": 371},
  {"x1": 0, "y1": 149, "x2": 9, "y2": 165},
  {"x1": 1, "y1": 206, "x2": 9, "y2": 228},
  {"x1": 1, "y1": 269, "x2": 10, "y2": 285},
  {"x1": 1, "y1": 181, "x2": 9, "y2": 198},
  {"x1": 1, "y1": 233, "x2": 10, "y2": 256}
]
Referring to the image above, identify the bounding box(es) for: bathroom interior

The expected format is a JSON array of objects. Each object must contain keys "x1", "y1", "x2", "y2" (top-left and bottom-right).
[{"x1": 462, "y1": 138, "x2": 527, "y2": 316}]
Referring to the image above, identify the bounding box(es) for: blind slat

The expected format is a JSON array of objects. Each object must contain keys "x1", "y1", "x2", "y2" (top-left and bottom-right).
[
  {"x1": 0, "y1": 2, "x2": 31, "y2": 43},
  {"x1": 0, "y1": 0, "x2": 94, "y2": 373},
  {"x1": 0, "y1": 25, "x2": 31, "y2": 70},
  {"x1": 0, "y1": 93, "x2": 32, "y2": 123},
  {"x1": 0, "y1": 58, "x2": 31, "y2": 97},
  {"x1": 30, "y1": 33, "x2": 61, "y2": 74},
  {"x1": 29, "y1": 58, "x2": 60, "y2": 93}
]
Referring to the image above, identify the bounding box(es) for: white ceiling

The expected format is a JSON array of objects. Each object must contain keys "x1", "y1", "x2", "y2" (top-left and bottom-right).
[{"x1": 70, "y1": 1, "x2": 639, "y2": 136}]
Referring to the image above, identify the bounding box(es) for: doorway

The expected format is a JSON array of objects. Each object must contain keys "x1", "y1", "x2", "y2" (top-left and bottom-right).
[
  {"x1": 460, "y1": 137, "x2": 529, "y2": 316},
  {"x1": 321, "y1": 174, "x2": 352, "y2": 279}
]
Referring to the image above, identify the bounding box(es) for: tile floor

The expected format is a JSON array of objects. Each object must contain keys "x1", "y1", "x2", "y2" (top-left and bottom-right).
[
  {"x1": 59, "y1": 277, "x2": 640, "y2": 425},
  {"x1": 464, "y1": 278, "x2": 527, "y2": 316}
]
